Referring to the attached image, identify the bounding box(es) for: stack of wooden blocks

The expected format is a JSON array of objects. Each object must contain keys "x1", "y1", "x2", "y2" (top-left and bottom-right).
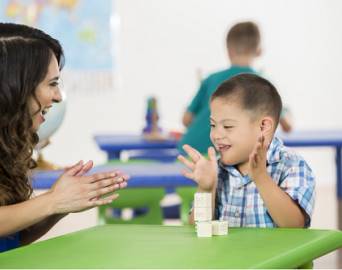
[{"x1": 194, "y1": 192, "x2": 228, "y2": 237}]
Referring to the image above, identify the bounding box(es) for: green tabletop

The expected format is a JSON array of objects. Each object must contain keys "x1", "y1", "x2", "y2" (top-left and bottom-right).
[{"x1": 1, "y1": 225, "x2": 342, "y2": 268}]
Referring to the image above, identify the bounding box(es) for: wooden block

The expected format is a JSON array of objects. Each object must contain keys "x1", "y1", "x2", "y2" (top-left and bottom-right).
[
  {"x1": 196, "y1": 221, "x2": 212, "y2": 237},
  {"x1": 212, "y1": 220, "x2": 228, "y2": 235},
  {"x1": 194, "y1": 192, "x2": 211, "y2": 208},
  {"x1": 194, "y1": 207, "x2": 212, "y2": 222}
]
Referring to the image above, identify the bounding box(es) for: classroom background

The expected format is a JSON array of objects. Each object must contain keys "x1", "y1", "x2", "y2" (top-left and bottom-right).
[
  {"x1": 45, "y1": 0, "x2": 341, "y2": 170},
  {"x1": 2, "y1": 0, "x2": 342, "y2": 268}
]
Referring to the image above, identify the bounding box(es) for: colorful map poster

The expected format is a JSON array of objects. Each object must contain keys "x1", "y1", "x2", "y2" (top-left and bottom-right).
[{"x1": 0, "y1": 0, "x2": 113, "y2": 70}]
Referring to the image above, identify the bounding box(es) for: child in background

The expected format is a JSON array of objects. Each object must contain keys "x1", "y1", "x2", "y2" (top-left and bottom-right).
[
  {"x1": 179, "y1": 21, "x2": 292, "y2": 155},
  {"x1": 178, "y1": 74, "x2": 314, "y2": 227}
]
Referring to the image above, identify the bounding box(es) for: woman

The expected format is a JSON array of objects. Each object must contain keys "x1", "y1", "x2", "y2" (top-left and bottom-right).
[{"x1": 0, "y1": 23, "x2": 128, "y2": 251}]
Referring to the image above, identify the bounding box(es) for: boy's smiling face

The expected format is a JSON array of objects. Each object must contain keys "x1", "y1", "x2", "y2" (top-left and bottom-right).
[{"x1": 210, "y1": 97, "x2": 262, "y2": 174}]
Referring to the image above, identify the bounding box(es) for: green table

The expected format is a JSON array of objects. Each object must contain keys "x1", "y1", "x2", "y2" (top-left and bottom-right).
[{"x1": 1, "y1": 225, "x2": 342, "y2": 268}]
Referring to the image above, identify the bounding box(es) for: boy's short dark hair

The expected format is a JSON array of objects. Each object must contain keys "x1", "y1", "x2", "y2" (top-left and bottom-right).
[
  {"x1": 211, "y1": 74, "x2": 282, "y2": 127},
  {"x1": 226, "y1": 22, "x2": 260, "y2": 54}
]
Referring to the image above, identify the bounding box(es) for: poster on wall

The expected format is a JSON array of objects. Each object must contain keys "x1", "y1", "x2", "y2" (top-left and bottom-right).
[{"x1": 0, "y1": 0, "x2": 117, "y2": 94}]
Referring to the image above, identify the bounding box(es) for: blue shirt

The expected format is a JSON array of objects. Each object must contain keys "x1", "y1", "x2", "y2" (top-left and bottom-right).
[
  {"x1": 215, "y1": 137, "x2": 315, "y2": 227},
  {"x1": 0, "y1": 232, "x2": 20, "y2": 252}
]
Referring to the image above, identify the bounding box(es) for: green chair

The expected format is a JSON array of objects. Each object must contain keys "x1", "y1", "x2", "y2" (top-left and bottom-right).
[
  {"x1": 98, "y1": 188, "x2": 165, "y2": 225},
  {"x1": 176, "y1": 186, "x2": 196, "y2": 225}
]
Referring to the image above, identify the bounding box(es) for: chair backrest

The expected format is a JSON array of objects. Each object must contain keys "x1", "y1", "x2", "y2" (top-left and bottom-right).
[
  {"x1": 176, "y1": 187, "x2": 197, "y2": 225},
  {"x1": 98, "y1": 188, "x2": 165, "y2": 225}
]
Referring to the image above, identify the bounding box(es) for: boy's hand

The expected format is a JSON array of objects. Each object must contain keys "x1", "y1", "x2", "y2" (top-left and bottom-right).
[
  {"x1": 248, "y1": 133, "x2": 268, "y2": 182},
  {"x1": 177, "y1": 145, "x2": 218, "y2": 192}
]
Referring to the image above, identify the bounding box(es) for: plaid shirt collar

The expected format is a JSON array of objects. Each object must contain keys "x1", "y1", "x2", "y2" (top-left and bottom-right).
[{"x1": 218, "y1": 136, "x2": 283, "y2": 188}]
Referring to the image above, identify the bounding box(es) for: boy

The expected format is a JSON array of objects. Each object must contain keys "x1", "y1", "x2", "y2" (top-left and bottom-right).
[
  {"x1": 178, "y1": 74, "x2": 315, "y2": 228},
  {"x1": 179, "y1": 21, "x2": 291, "y2": 155}
]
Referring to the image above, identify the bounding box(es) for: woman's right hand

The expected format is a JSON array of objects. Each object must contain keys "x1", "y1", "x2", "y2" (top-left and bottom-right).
[{"x1": 48, "y1": 161, "x2": 129, "y2": 214}]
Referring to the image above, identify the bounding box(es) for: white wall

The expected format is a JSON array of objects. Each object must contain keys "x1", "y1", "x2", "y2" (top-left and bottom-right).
[{"x1": 44, "y1": 0, "x2": 342, "y2": 185}]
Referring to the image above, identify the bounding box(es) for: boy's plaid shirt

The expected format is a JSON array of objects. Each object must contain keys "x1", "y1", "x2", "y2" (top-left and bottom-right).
[{"x1": 215, "y1": 136, "x2": 315, "y2": 227}]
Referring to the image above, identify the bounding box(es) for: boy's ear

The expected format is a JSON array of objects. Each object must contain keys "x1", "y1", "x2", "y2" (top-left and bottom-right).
[{"x1": 260, "y1": 117, "x2": 274, "y2": 135}]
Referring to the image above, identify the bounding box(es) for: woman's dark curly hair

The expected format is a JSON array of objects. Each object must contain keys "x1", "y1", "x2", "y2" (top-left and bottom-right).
[{"x1": 0, "y1": 23, "x2": 64, "y2": 206}]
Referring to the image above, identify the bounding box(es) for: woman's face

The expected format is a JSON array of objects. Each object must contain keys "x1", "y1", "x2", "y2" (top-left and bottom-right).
[{"x1": 30, "y1": 55, "x2": 62, "y2": 131}]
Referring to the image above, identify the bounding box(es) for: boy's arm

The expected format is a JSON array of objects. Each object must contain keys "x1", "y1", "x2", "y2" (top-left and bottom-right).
[
  {"x1": 249, "y1": 135, "x2": 313, "y2": 228},
  {"x1": 252, "y1": 174, "x2": 305, "y2": 227},
  {"x1": 279, "y1": 107, "x2": 293, "y2": 133},
  {"x1": 279, "y1": 117, "x2": 292, "y2": 133},
  {"x1": 182, "y1": 111, "x2": 194, "y2": 127}
]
